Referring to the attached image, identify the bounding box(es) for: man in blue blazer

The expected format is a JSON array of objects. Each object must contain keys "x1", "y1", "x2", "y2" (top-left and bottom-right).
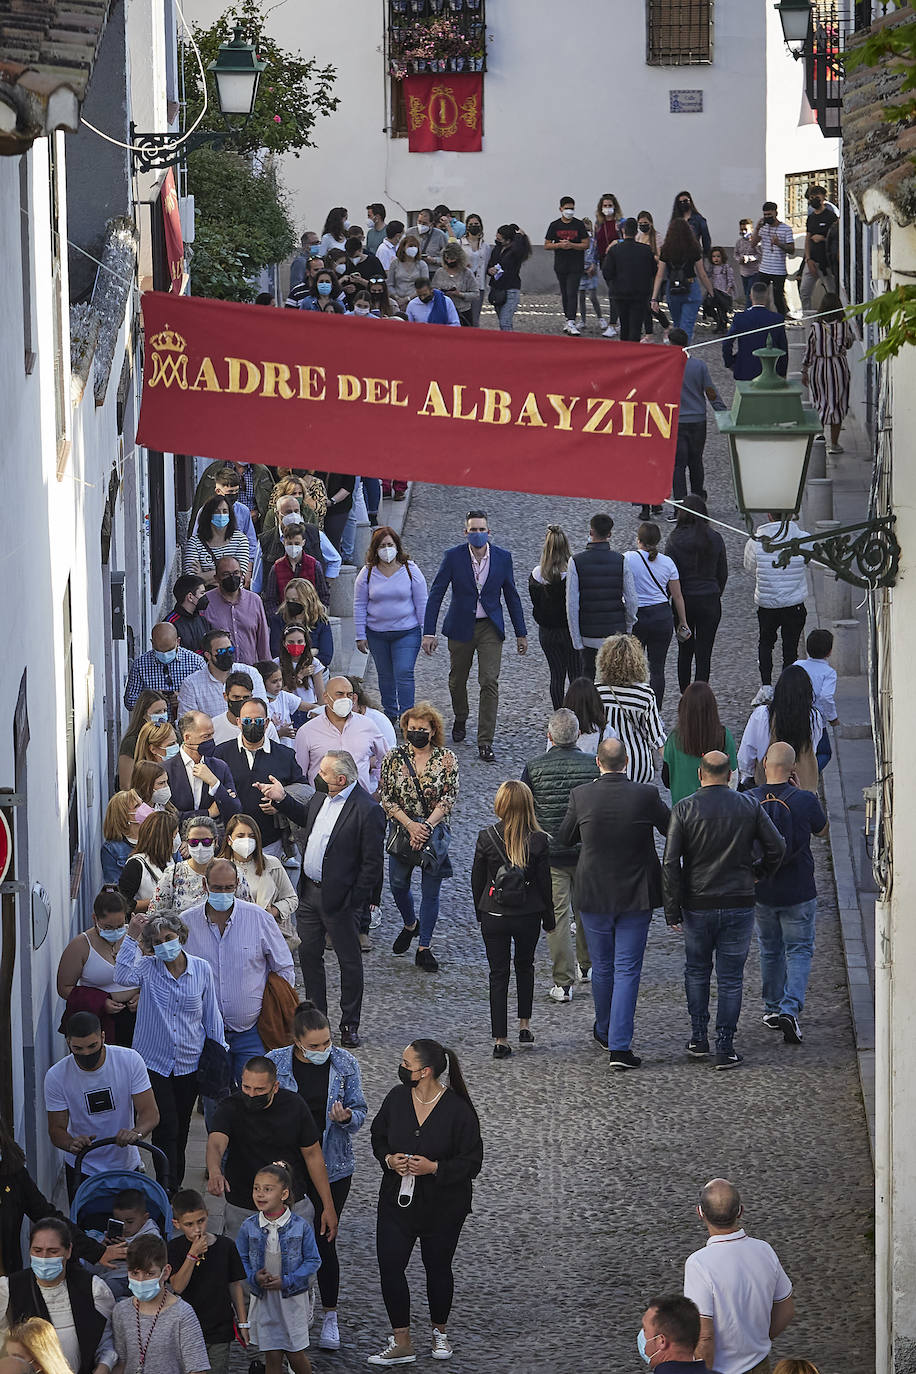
[
  {"x1": 422, "y1": 508, "x2": 527, "y2": 762},
  {"x1": 722, "y1": 282, "x2": 788, "y2": 382},
  {"x1": 166, "y1": 710, "x2": 241, "y2": 826}
]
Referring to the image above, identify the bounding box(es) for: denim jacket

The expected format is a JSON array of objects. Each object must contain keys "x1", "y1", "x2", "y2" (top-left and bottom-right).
[
  {"x1": 267, "y1": 1045, "x2": 367, "y2": 1183},
  {"x1": 236, "y1": 1209, "x2": 320, "y2": 1298}
]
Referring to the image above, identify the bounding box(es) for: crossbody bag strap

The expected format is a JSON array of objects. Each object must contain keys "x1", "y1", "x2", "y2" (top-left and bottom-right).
[
  {"x1": 401, "y1": 747, "x2": 431, "y2": 819},
  {"x1": 638, "y1": 550, "x2": 671, "y2": 602}
]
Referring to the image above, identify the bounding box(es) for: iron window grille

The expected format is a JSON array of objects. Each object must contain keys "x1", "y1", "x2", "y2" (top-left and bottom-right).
[
  {"x1": 784, "y1": 167, "x2": 840, "y2": 231},
  {"x1": 646, "y1": 0, "x2": 713, "y2": 66}
]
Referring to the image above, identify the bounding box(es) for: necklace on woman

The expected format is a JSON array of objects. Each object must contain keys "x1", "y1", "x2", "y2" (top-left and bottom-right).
[
  {"x1": 135, "y1": 1290, "x2": 168, "y2": 1368},
  {"x1": 413, "y1": 1083, "x2": 444, "y2": 1106}
]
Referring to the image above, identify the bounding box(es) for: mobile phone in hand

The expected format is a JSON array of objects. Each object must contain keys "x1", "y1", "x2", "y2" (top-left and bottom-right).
[{"x1": 106, "y1": 1218, "x2": 125, "y2": 1241}]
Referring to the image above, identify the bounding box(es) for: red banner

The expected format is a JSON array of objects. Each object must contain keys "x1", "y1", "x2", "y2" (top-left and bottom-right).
[
  {"x1": 136, "y1": 292, "x2": 686, "y2": 503},
  {"x1": 161, "y1": 169, "x2": 185, "y2": 295},
  {"x1": 404, "y1": 73, "x2": 482, "y2": 151}
]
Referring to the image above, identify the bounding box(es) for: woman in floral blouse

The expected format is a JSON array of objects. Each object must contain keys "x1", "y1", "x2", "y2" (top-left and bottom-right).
[
  {"x1": 148, "y1": 814, "x2": 250, "y2": 916},
  {"x1": 380, "y1": 701, "x2": 458, "y2": 974}
]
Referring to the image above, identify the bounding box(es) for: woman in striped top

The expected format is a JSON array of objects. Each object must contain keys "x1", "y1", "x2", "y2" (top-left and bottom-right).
[
  {"x1": 801, "y1": 295, "x2": 854, "y2": 454},
  {"x1": 595, "y1": 635, "x2": 666, "y2": 785}
]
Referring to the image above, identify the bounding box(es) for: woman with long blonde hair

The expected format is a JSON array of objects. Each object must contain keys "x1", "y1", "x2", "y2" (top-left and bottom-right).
[
  {"x1": 471, "y1": 781, "x2": 554, "y2": 1058},
  {"x1": 133, "y1": 720, "x2": 179, "y2": 766},
  {"x1": 271, "y1": 574, "x2": 333, "y2": 665},
  {"x1": 3, "y1": 1318, "x2": 73, "y2": 1374},
  {"x1": 529, "y1": 524, "x2": 577, "y2": 709}
]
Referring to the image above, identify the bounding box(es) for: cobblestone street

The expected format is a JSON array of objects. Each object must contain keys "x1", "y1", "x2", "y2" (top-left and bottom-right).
[{"x1": 218, "y1": 295, "x2": 874, "y2": 1374}]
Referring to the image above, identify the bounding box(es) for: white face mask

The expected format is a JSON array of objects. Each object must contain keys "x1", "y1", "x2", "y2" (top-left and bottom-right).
[
  {"x1": 602, "y1": 204, "x2": 614, "y2": 215},
  {"x1": 354, "y1": 305, "x2": 371, "y2": 316},
  {"x1": 405, "y1": 246, "x2": 419, "y2": 259},
  {"x1": 378, "y1": 545, "x2": 397, "y2": 563},
  {"x1": 417, "y1": 223, "x2": 430, "y2": 234},
  {"x1": 284, "y1": 543, "x2": 303, "y2": 561},
  {"x1": 280, "y1": 510, "x2": 301, "y2": 528},
  {"x1": 335, "y1": 263, "x2": 347, "y2": 275},
  {"x1": 343, "y1": 219, "x2": 351, "y2": 230},
  {"x1": 331, "y1": 697, "x2": 353, "y2": 719},
  {"x1": 230, "y1": 836, "x2": 257, "y2": 860},
  {"x1": 561, "y1": 208, "x2": 574, "y2": 219},
  {"x1": 366, "y1": 219, "x2": 375, "y2": 230},
  {"x1": 152, "y1": 786, "x2": 171, "y2": 808}
]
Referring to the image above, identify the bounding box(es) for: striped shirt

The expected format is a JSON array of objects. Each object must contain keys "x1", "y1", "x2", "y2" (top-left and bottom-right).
[
  {"x1": 182, "y1": 898, "x2": 295, "y2": 1033},
  {"x1": 597, "y1": 682, "x2": 667, "y2": 785},
  {"x1": 756, "y1": 220, "x2": 795, "y2": 275},
  {"x1": 123, "y1": 647, "x2": 202, "y2": 711},
  {"x1": 114, "y1": 937, "x2": 226, "y2": 1075}
]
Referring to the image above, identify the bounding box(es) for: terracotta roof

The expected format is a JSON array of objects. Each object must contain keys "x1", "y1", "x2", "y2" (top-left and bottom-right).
[
  {"x1": 842, "y1": 3, "x2": 916, "y2": 225},
  {"x1": 0, "y1": 0, "x2": 112, "y2": 153}
]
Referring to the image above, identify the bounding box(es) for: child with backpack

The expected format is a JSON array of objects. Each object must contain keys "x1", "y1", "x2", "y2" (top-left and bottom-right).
[{"x1": 471, "y1": 781, "x2": 555, "y2": 1059}]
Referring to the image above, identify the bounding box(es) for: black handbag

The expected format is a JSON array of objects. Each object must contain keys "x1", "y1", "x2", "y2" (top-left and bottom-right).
[
  {"x1": 385, "y1": 748, "x2": 451, "y2": 873},
  {"x1": 197, "y1": 1036, "x2": 232, "y2": 1101}
]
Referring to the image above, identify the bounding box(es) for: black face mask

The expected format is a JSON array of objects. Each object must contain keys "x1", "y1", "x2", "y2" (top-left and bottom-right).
[
  {"x1": 196, "y1": 594, "x2": 210, "y2": 612},
  {"x1": 72, "y1": 1047, "x2": 103, "y2": 1071},
  {"x1": 213, "y1": 648, "x2": 235, "y2": 671},
  {"x1": 678, "y1": 200, "x2": 691, "y2": 211},
  {"x1": 220, "y1": 574, "x2": 242, "y2": 594},
  {"x1": 638, "y1": 222, "x2": 650, "y2": 233},
  {"x1": 242, "y1": 1091, "x2": 273, "y2": 1112},
  {"x1": 241, "y1": 719, "x2": 266, "y2": 744},
  {"x1": 406, "y1": 729, "x2": 431, "y2": 748},
  {"x1": 397, "y1": 1066, "x2": 417, "y2": 1088},
  {"x1": 284, "y1": 600, "x2": 304, "y2": 616},
  {"x1": 313, "y1": 774, "x2": 329, "y2": 795},
  {"x1": 226, "y1": 700, "x2": 247, "y2": 719},
  {"x1": 764, "y1": 215, "x2": 776, "y2": 225},
  {"x1": 197, "y1": 738, "x2": 216, "y2": 759}
]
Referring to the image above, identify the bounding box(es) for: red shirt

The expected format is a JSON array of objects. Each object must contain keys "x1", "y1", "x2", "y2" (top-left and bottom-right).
[{"x1": 274, "y1": 553, "x2": 320, "y2": 603}]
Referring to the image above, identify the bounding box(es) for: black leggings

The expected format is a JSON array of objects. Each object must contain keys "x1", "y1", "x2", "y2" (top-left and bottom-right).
[
  {"x1": 538, "y1": 625, "x2": 578, "y2": 709},
  {"x1": 678, "y1": 593, "x2": 722, "y2": 690},
  {"x1": 149, "y1": 1069, "x2": 200, "y2": 1194},
  {"x1": 323, "y1": 503, "x2": 350, "y2": 551},
  {"x1": 633, "y1": 603, "x2": 674, "y2": 708},
  {"x1": 480, "y1": 913, "x2": 541, "y2": 1039},
  {"x1": 376, "y1": 1208, "x2": 466, "y2": 1329},
  {"x1": 306, "y1": 1173, "x2": 352, "y2": 1308},
  {"x1": 556, "y1": 270, "x2": 580, "y2": 322}
]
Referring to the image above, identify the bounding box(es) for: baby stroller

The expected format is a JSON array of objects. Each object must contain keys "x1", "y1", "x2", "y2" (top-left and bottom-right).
[{"x1": 69, "y1": 1138, "x2": 172, "y2": 1255}]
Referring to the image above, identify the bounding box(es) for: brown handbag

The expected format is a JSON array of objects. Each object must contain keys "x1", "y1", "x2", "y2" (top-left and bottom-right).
[{"x1": 257, "y1": 971, "x2": 300, "y2": 1050}]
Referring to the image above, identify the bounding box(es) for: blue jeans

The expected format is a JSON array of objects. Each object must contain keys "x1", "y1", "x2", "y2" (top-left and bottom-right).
[
  {"x1": 755, "y1": 898, "x2": 817, "y2": 1017},
  {"x1": 579, "y1": 910, "x2": 651, "y2": 1051},
  {"x1": 668, "y1": 280, "x2": 703, "y2": 342},
  {"x1": 362, "y1": 477, "x2": 381, "y2": 520},
  {"x1": 742, "y1": 272, "x2": 760, "y2": 305},
  {"x1": 388, "y1": 854, "x2": 444, "y2": 947},
  {"x1": 226, "y1": 1023, "x2": 266, "y2": 1083},
  {"x1": 683, "y1": 906, "x2": 755, "y2": 1049},
  {"x1": 366, "y1": 626, "x2": 422, "y2": 719},
  {"x1": 497, "y1": 288, "x2": 521, "y2": 330}
]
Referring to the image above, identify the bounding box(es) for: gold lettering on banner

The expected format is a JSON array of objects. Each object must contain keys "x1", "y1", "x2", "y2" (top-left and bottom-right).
[
  {"x1": 547, "y1": 395, "x2": 580, "y2": 430},
  {"x1": 261, "y1": 361, "x2": 295, "y2": 400},
  {"x1": 189, "y1": 356, "x2": 222, "y2": 392},
  {"x1": 583, "y1": 398, "x2": 615, "y2": 435},
  {"x1": 640, "y1": 401, "x2": 678, "y2": 440},
  {"x1": 338, "y1": 374, "x2": 362, "y2": 401},
  {"x1": 418, "y1": 381, "x2": 450, "y2": 418},
  {"x1": 148, "y1": 326, "x2": 188, "y2": 389},
  {"x1": 364, "y1": 378, "x2": 390, "y2": 404},
  {"x1": 452, "y1": 385, "x2": 479, "y2": 421},
  {"x1": 296, "y1": 365, "x2": 326, "y2": 401},
  {"x1": 226, "y1": 358, "x2": 261, "y2": 394},
  {"x1": 389, "y1": 380, "x2": 409, "y2": 407},
  {"x1": 515, "y1": 392, "x2": 547, "y2": 428},
  {"x1": 619, "y1": 388, "x2": 638, "y2": 437},
  {"x1": 480, "y1": 388, "x2": 511, "y2": 425}
]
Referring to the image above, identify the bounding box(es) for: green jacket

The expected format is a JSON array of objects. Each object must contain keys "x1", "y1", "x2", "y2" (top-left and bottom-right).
[{"x1": 521, "y1": 745, "x2": 600, "y2": 867}]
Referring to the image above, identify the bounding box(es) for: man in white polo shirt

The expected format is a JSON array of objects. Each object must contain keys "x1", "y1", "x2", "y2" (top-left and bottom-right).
[{"x1": 683, "y1": 1178, "x2": 795, "y2": 1374}]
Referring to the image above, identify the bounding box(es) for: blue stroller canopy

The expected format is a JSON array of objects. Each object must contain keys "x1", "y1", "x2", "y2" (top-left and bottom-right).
[{"x1": 70, "y1": 1167, "x2": 172, "y2": 1236}]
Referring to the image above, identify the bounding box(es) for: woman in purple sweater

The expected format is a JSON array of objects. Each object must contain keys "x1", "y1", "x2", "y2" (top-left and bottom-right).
[{"x1": 354, "y1": 527, "x2": 428, "y2": 722}]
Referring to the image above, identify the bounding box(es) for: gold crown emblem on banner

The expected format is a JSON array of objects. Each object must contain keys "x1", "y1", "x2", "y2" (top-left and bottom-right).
[{"x1": 150, "y1": 326, "x2": 186, "y2": 353}]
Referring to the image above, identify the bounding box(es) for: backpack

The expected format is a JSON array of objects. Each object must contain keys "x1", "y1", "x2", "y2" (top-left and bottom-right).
[
  {"x1": 668, "y1": 260, "x2": 694, "y2": 295},
  {"x1": 486, "y1": 826, "x2": 529, "y2": 908}
]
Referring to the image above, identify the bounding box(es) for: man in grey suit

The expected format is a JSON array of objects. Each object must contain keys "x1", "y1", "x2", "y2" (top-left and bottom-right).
[{"x1": 556, "y1": 738, "x2": 670, "y2": 1069}]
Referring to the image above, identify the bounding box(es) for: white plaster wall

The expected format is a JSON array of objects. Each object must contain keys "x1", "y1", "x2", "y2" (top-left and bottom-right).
[{"x1": 187, "y1": 0, "x2": 770, "y2": 248}]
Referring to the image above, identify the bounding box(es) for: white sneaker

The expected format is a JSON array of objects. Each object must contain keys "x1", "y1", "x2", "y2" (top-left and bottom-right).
[
  {"x1": 548, "y1": 984, "x2": 573, "y2": 1002},
  {"x1": 751, "y1": 685, "x2": 775, "y2": 707},
  {"x1": 596, "y1": 317, "x2": 607, "y2": 331},
  {"x1": 319, "y1": 1312, "x2": 341, "y2": 1351},
  {"x1": 565, "y1": 320, "x2": 581, "y2": 335},
  {"x1": 576, "y1": 963, "x2": 592, "y2": 982},
  {"x1": 602, "y1": 324, "x2": 619, "y2": 338},
  {"x1": 432, "y1": 1329, "x2": 453, "y2": 1360},
  {"x1": 369, "y1": 906, "x2": 383, "y2": 931}
]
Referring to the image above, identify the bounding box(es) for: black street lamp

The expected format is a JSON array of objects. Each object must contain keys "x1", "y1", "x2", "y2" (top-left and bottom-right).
[
  {"x1": 130, "y1": 26, "x2": 267, "y2": 174},
  {"x1": 775, "y1": 0, "x2": 813, "y2": 50}
]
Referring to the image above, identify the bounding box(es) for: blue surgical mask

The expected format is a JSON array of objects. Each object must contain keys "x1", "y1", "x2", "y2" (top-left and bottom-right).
[
  {"x1": 637, "y1": 1330, "x2": 661, "y2": 1365},
  {"x1": 468, "y1": 531, "x2": 488, "y2": 548},
  {"x1": 153, "y1": 938, "x2": 182, "y2": 962},
  {"x1": 164, "y1": 742, "x2": 180, "y2": 759},
  {"x1": 128, "y1": 1273, "x2": 163, "y2": 1302},
  {"x1": 304, "y1": 1047, "x2": 331, "y2": 1065},
  {"x1": 31, "y1": 1255, "x2": 64, "y2": 1281},
  {"x1": 148, "y1": 712, "x2": 168, "y2": 726},
  {"x1": 317, "y1": 281, "x2": 333, "y2": 297},
  {"x1": 207, "y1": 890, "x2": 235, "y2": 912},
  {"x1": 96, "y1": 924, "x2": 125, "y2": 944},
  {"x1": 308, "y1": 245, "x2": 321, "y2": 257},
  {"x1": 153, "y1": 648, "x2": 177, "y2": 665},
  {"x1": 450, "y1": 218, "x2": 466, "y2": 237},
  {"x1": 211, "y1": 512, "x2": 230, "y2": 529}
]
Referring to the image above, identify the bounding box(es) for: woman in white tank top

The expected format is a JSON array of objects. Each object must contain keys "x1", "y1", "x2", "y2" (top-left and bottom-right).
[{"x1": 56, "y1": 888, "x2": 139, "y2": 1045}]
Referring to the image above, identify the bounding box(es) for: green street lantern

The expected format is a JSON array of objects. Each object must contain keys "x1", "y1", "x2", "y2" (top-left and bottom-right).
[
  {"x1": 716, "y1": 338, "x2": 822, "y2": 526},
  {"x1": 775, "y1": 0, "x2": 812, "y2": 47},
  {"x1": 208, "y1": 26, "x2": 267, "y2": 122}
]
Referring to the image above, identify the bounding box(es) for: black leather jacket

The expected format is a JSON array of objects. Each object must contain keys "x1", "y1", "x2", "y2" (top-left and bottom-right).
[{"x1": 662, "y1": 784, "x2": 785, "y2": 925}]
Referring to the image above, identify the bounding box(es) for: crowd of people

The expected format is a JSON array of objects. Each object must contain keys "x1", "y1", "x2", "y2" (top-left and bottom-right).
[{"x1": 0, "y1": 185, "x2": 852, "y2": 1374}]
